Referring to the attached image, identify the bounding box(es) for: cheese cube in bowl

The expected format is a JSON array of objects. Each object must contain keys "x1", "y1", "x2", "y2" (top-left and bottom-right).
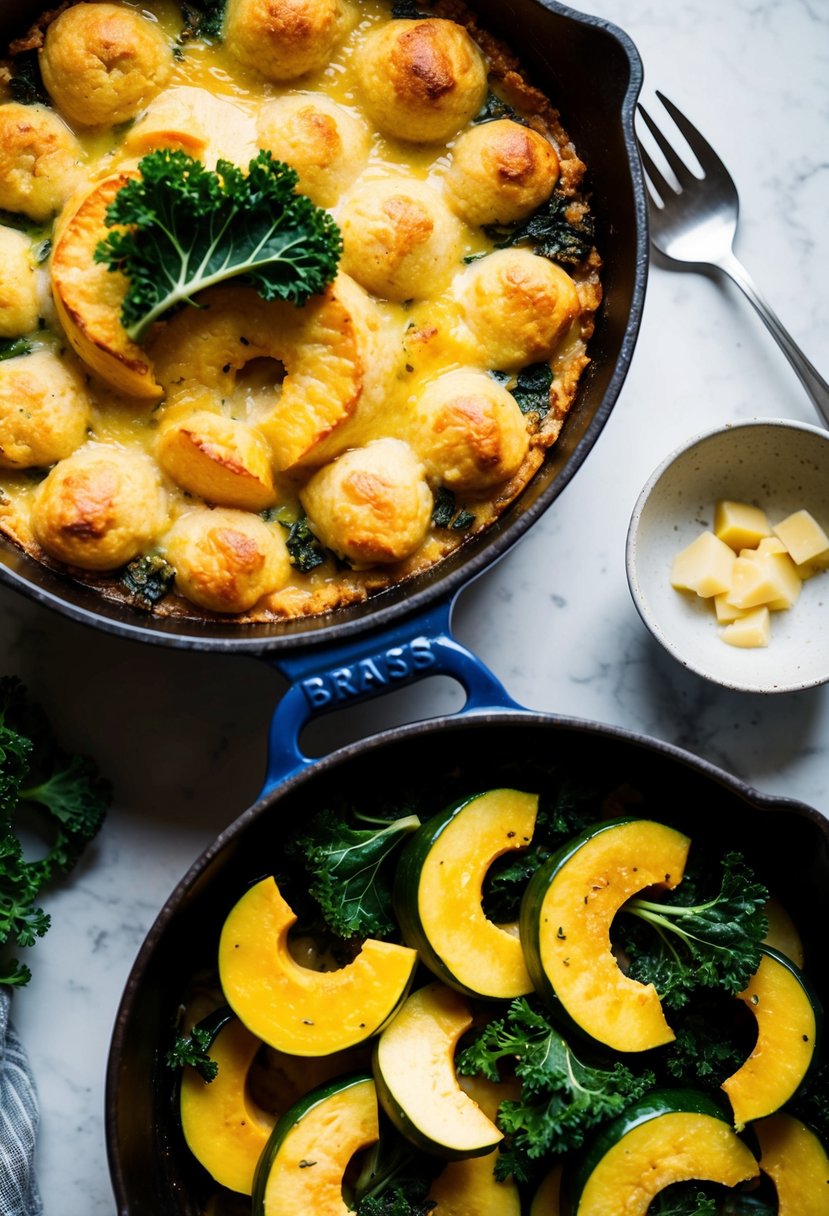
[{"x1": 626, "y1": 420, "x2": 829, "y2": 693}]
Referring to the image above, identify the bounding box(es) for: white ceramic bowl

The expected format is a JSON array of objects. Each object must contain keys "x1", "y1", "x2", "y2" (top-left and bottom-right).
[{"x1": 626, "y1": 419, "x2": 829, "y2": 693}]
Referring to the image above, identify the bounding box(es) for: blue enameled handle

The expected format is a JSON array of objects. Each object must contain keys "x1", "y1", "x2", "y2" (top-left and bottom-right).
[{"x1": 261, "y1": 595, "x2": 522, "y2": 794}]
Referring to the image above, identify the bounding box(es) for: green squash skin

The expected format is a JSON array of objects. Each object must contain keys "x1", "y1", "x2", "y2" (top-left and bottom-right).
[
  {"x1": 251, "y1": 1072, "x2": 374, "y2": 1216},
  {"x1": 518, "y1": 817, "x2": 642, "y2": 1040},
  {"x1": 563, "y1": 1088, "x2": 739, "y2": 1214},
  {"x1": 392, "y1": 790, "x2": 526, "y2": 998},
  {"x1": 371, "y1": 1039, "x2": 499, "y2": 1161}
]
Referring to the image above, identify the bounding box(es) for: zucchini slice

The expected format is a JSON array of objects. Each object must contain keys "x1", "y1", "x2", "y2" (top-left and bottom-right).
[
  {"x1": 566, "y1": 1088, "x2": 760, "y2": 1215},
  {"x1": 427, "y1": 1074, "x2": 521, "y2": 1215},
  {"x1": 218, "y1": 877, "x2": 417, "y2": 1055},
  {"x1": 721, "y1": 946, "x2": 821, "y2": 1129},
  {"x1": 394, "y1": 789, "x2": 538, "y2": 999},
  {"x1": 519, "y1": 818, "x2": 690, "y2": 1052},
  {"x1": 755, "y1": 1111, "x2": 829, "y2": 1215},
  {"x1": 179, "y1": 1007, "x2": 275, "y2": 1195},
  {"x1": 252, "y1": 1073, "x2": 378, "y2": 1216},
  {"x1": 373, "y1": 982, "x2": 503, "y2": 1159}
]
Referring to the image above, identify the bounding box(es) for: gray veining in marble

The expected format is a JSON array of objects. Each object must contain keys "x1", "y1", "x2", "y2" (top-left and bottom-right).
[{"x1": 1, "y1": 0, "x2": 828, "y2": 1210}]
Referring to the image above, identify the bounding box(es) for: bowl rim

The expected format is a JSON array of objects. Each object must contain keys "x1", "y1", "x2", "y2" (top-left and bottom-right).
[{"x1": 626, "y1": 416, "x2": 829, "y2": 694}]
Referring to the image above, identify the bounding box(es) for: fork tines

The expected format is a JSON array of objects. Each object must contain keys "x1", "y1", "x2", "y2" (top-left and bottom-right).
[{"x1": 636, "y1": 91, "x2": 730, "y2": 206}]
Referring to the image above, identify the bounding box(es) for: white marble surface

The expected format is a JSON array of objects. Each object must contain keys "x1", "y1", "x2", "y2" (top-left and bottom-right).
[{"x1": 2, "y1": 0, "x2": 829, "y2": 1211}]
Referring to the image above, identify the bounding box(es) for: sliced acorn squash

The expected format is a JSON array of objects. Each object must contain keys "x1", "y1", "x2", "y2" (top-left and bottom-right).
[
  {"x1": 393, "y1": 789, "x2": 538, "y2": 999},
  {"x1": 251, "y1": 1073, "x2": 378, "y2": 1216},
  {"x1": 530, "y1": 1164, "x2": 563, "y2": 1216},
  {"x1": 218, "y1": 877, "x2": 417, "y2": 1055},
  {"x1": 373, "y1": 981, "x2": 503, "y2": 1159},
  {"x1": 179, "y1": 1006, "x2": 275, "y2": 1195},
  {"x1": 566, "y1": 1088, "x2": 759, "y2": 1215},
  {"x1": 755, "y1": 1111, "x2": 829, "y2": 1215},
  {"x1": 519, "y1": 818, "x2": 690, "y2": 1052},
  {"x1": 428, "y1": 1074, "x2": 522, "y2": 1215},
  {"x1": 721, "y1": 946, "x2": 821, "y2": 1129},
  {"x1": 762, "y1": 896, "x2": 805, "y2": 968}
]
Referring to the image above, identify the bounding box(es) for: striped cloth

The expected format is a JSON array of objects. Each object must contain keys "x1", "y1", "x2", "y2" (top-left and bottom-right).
[{"x1": 0, "y1": 991, "x2": 42, "y2": 1216}]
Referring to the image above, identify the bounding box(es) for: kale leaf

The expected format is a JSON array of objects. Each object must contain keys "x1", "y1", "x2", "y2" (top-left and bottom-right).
[
  {"x1": 353, "y1": 1135, "x2": 437, "y2": 1215},
  {"x1": 473, "y1": 92, "x2": 528, "y2": 126},
  {"x1": 647, "y1": 1184, "x2": 718, "y2": 1216},
  {"x1": 8, "y1": 51, "x2": 49, "y2": 106},
  {"x1": 391, "y1": 0, "x2": 427, "y2": 16},
  {"x1": 484, "y1": 193, "x2": 595, "y2": 266},
  {"x1": 431, "y1": 487, "x2": 476, "y2": 533},
  {"x1": 618, "y1": 852, "x2": 769, "y2": 1009},
  {"x1": 121, "y1": 554, "x2": 177, "y2": 607},
  {"x1": 95, "y1": 149, "x2": 342, "y2": 341},
  {"x1": 0, "y1": 338, "x2": 33, "y2": 362},
  {"x1": 179, "y1": 0, "x2": 227, "y2": 41},
  {"x1": 165, "y1": 1025, "x2": 218, "y2": 1082},
  {"x1": 511, "y1": 362, "x2": 553, "y2": 418},
  {"x1": 287, "y1": 809, "x2": 421, "y2": 938},
  {"x1": 456, "y1": 997, "x2": 653, "y2": 1181},
  {"x1": 659, "y1": 994, "x2": 753, "y2": 1090},
  {"x1": 1, "y1": 677, "x2": 110, "y2": 985},
  {"x1": 282, "y1": 512, "x2": 326, "y2": 573}
]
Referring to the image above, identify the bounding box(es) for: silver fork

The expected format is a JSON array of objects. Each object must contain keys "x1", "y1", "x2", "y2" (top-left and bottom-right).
[{"x1": 636, "y1": 91, "x2": 829, "y2": 428}]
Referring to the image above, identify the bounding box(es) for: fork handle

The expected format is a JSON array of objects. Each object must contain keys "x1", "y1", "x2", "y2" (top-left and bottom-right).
[{"x1": 717, "y1": 250, "x2": 829, "y2": 429}]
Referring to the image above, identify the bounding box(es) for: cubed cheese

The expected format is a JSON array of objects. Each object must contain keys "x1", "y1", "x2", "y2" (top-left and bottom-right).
[
  {"x1": 726, "y1": 549, "x2": 802, "y2": 611},
  {"x1": 719, "y1": 606, "x2": 771, "y2": 649},
  {"x1": 714, "y1": 500, "x2": 772, "y2": 552},
  {"x1": 671, "y1": 531, "x2": 736, "y2": 597},
  {"x1": 714, "y1": 594, "x2": 749, "y2": 624},
  {"x1": 772, "y1": 509, "x2": 829, "y2": 566}
]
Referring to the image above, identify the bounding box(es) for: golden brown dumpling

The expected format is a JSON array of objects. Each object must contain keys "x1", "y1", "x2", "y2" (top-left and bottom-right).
[
  {"x1": 0, "y1": 351, "x2": 90, "y2": 470},
  {"x1": 155, "y1": 411, "x2": 277, "y2": 511},
  {"x1": 407, "y1": 369, "x2": 529, "y2": 493},
  {"x1": 0, "y1": 103, "x2": 84, "y2": 222},
  {"x1": 122, "y1": 87, "x2": 257, "y2": 167},
  {"x1": 355, "y1": 18, "x2": 487, "y2": 144},
  {"x1": 339, "y1": 178, "x2": 462, "y2": 302},
  {"x1": 445, "y1": 119, "x2": 558, "y2": 226},
  {"x1": 163, "y1": 508, "x2": 292, "y2": 613},
  {"x1": 256, "y1": 94, "x2": 370, "y2": 206},
  {"x1": 225, "y1": 0, "x2": 347, "y2": 81},
  {"x1": 0, "y1": 227, "x2": 39, "y2": 338},
  {"x1": 460, "y1": 248, "x2": 580, "y2": 368},
  {"x1": 31, "y1": 445, "x2": 168, "y2": 570},
  {"x1": 39, "y1": 3, "x2": 172, "y2": 128},
  {"x1": 300, "y1": 438, "x2": 433, "y2": 564}
]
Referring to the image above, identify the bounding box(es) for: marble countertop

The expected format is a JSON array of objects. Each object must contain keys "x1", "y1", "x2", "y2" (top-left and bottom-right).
[{"x1": 2, "y1": 1, "x2": 829, "y2": 1211}]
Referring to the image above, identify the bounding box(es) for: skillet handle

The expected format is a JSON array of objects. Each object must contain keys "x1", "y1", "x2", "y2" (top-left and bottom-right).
[{"x1": 262, "y1": 597, "x2": 522, "y2": 794}]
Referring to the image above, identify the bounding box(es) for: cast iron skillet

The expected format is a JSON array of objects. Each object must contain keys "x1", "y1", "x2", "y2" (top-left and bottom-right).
[
  {"x1": 0, "y1": 0, "x2": 648, "y2": 653},
  {"x1": 106, "y1": 638, "x2": 829, "y2": 1214}
]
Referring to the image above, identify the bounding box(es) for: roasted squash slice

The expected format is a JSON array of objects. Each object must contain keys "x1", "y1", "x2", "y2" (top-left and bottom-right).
[
  {"x1": 755, "y1": 1111, "x2": 829, "y2": 1215},
  {"x1": 762, "y1": 897, "x2": 805, "y2": 968},
  {"x1": 721, "y1": 946, "x2": 820, "y2": 1129},
  {"x1": 251, "y1": 1074, "x2": 378, "y2": 1216},
  {"x1": 427, "y1": 1074, "x2": 521, "y2": 1215},
  {"x1": 566, "y1": 1088, "x2": 760, "y2": 1215},
  {"x1": 394, "y1": 789, "x2": 538, "y2": 998},
  {"x1": 179, "y1": 1007, "x2": 274, "y2": 1195},
  {"x1": 51, "y1": 173, "x2": 163, "y2": 400},
  {"x1": 218, "y1": 877, "x2": 417, "y2": 1055},
  {"x1": 530, "y1": 1164, "x2": 563, "y2": 1216},
  {"x1": 373, "y1": 982, "x2": 503, "y2": 1159},
  {"x1": 519, "y1": 818, "x2": 690, "y2": 1052}
]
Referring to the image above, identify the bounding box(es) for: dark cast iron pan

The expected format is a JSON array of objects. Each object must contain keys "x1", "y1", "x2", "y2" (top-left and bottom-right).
[
  {"x1": 0, "y1": 0, "x2": 649, "y2": 654},
  {"x1": 105, "y1": 630, "x2": 829, "y2": 1213}
]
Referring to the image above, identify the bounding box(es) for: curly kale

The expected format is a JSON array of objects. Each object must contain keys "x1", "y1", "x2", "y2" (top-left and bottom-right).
[
  {"x1": 120, "y1": 554, "x2": 177, "y2": 607},
  {"x1": 484, "y1": 193, "x2": 595, "y2": 266},
  {"x1": 8, "y1": 51, "x2": 49, "y2": 107},
  {"x1": 473, "y1": 92, "x2": 528, "y2": 126},
  {"x1": 1, "y1": 677, "x2": 110, "y2": 985},
  {"x1": 510, "y1": 362, "x2": 554, "y2": 419},
  {"x1": 353, "y1": 1131, "x2": 438, "y2": 1215},
  {"x1": 179, "y1": 0, "x2": 227, "y2": 41},
  {"x1": 95, "y1": 149, "x2": 342, "y2": 341},
  {"x1": 287, "y1": 809, "x2": 421, "y2": 938},
  {"x1": 617, "y1": 852, "x2": 769, "y2": 1009},
  {"x1": 282, "y1": 512, "x2": 326, "y2": 573},
  {"x1": 456, "y1": 998, "x2": 653, "y2": 1182}
]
